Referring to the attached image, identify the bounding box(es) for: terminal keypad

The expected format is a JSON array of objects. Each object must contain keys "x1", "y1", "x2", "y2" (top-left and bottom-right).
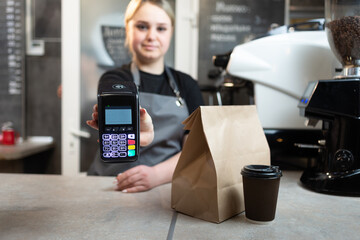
[{"x1": 101, "y1": 131, "x2": 136, "y2": 159}]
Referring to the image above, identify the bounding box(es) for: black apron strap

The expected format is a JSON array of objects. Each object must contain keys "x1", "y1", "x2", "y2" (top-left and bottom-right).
[{"x1": 130, "y1": 62, "x2": 185, "y2": 107}]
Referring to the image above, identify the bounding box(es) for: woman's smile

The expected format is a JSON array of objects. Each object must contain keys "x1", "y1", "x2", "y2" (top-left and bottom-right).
[{"x1": 142, "y1": 43, "x2": 158, "y2": 51}]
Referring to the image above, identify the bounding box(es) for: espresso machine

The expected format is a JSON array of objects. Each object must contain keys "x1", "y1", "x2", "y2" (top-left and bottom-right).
[
  {"x1": 223, "y1": 21, "x2": 341, "y2": 169},
  {"x1": 298, "y1": 0, "x2": 360, "y2": 196}
]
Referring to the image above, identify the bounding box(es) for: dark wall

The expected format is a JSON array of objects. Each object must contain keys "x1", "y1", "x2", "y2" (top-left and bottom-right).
[
  {"x1": 291, "y1": 0, "x2": 324, "y2": 7},
  {"x1": 25, "y1": 0, "x2": 61, "y2": 174},
  {"x1": 25, "y1": 42, "x2": 61, "y2": 174},
  {"x1": 0, "y1": 0, "x2": 61, "y2": 174},
  {"x1": 0, "y1": 0, "x2": 25, "y2": 136}
]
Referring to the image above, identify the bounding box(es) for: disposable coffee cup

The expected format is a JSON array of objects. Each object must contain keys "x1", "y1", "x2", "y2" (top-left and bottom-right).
[{"x1": 241, "y1": 165, "x2": 282, "y2": 223}]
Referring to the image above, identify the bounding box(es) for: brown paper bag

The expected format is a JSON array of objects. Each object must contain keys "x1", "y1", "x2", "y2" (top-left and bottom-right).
[{"x1": 171, "y1": 105, "x2": 270, "y2": 223}]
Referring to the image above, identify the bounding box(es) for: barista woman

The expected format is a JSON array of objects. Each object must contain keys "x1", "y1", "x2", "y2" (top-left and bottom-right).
[{"x1": 86, "y1": 0, "x2": 203, "y2": 193}]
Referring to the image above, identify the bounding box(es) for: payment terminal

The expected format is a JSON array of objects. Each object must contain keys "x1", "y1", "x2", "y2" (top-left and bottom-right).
[{"x1": 97, "y1": 78, "x2": 139, "y2": 163}]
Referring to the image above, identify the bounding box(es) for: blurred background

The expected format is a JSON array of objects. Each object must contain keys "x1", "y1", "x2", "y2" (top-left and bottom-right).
[{"x1": 0, "y1": 0, "x2": 325, "y2": 174}]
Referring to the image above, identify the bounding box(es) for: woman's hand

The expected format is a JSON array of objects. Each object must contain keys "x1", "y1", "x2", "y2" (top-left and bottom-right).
[
  {"x1": 115, "y1": 150, "x2": 184, "y2": 193},
  {"x1": 86, "y1": 104, "x2": 99, "y2": 130},
  {"x1": 86, "y1": 104, "x2": 154, "y2": 146},
  {"x1": 139, "y1": 108, "x2": 154, "y2": 146},
  {"x1": 115, "y1": 165, "x2": 157, "y2": 193}
]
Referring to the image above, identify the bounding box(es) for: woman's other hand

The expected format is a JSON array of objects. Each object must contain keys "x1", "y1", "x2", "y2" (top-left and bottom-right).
[{"x1": 115, "y1": 165, "x2": 157, "y2": 193}]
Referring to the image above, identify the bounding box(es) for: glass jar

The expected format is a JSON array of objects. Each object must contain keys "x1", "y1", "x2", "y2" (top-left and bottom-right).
[{"x1": 325, "y1": 0, "x2": 360, "y2": 77}]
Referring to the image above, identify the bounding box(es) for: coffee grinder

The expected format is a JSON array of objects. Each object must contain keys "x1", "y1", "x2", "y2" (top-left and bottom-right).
[{"x1": 298, "y1": 0, "x2": 360, "y2": 196}]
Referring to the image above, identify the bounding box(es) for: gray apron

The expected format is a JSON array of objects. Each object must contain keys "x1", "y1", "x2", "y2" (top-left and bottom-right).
[{"x1": 88, "y1": 64, "x2": 189, "y2": 176}]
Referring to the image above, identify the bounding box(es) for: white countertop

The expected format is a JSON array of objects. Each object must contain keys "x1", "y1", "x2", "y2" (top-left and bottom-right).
[
  {"x1": 0, "y1": 136, "x2": 54, "y2": 160},
  {"x1": 0, "y1": 171, "x2": 359, "y2": 240}
]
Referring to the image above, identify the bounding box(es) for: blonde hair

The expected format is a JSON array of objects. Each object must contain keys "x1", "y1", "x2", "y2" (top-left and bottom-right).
[
  {"x1": 125, "y1": 0, "x2": 175, "y2": 26},
  {"x1": 124, "y1": 0, "x2": 175, "y2": 47}
]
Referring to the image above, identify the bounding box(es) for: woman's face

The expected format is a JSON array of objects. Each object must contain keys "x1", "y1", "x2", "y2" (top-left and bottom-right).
[{"x1": 127, "y1": 2, "x2": 173, "y2": 65}]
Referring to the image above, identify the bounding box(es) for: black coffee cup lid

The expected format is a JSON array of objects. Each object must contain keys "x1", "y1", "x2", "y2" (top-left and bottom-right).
[{"x1": 241, "y1": 165, "x2": 282, "y2": 179}]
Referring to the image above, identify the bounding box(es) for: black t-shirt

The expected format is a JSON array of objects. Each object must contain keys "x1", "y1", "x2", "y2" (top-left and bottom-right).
[{"x1": 99, "y1": 63, "x2": 204, "y2": 114}]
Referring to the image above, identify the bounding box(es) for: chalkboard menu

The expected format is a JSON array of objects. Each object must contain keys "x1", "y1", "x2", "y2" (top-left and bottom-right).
[
  {"x1": 198, "y1": 0, "x2": 285, "y2": 85},
  {"x1": 101, "y1": 25, "x2": 131, "y2": 67},
  {"x1": 0, "y1": 0, "x2": 25, "y2": 133}
]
